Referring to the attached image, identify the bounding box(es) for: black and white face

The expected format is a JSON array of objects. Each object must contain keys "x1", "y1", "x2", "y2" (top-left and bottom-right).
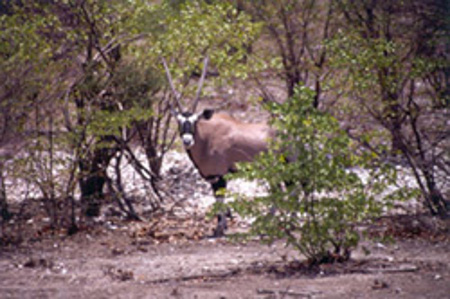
[
  {"x1": 176, "y1": 112, "x2": 200, "y2": 149},
  {"x1": 174, "y1": 109, "x2": 214, "y2": 149}
]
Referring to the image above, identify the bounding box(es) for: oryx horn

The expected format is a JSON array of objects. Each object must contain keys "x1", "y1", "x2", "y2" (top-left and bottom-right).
[
  {"x1": 161, "y1": 57, "x2": 183, "y2": 111},
  {"x1": 192, "y1": 55, "x2": 209, "y2": 112}
]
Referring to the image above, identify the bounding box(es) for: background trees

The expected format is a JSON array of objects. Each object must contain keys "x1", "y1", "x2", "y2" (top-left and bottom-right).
[
  {"x1": 328, "y1": 0, "x2": 449, "y2": 216},
  {"x1": 238, "y1": 0, "x2": 338, "y2": 108},
  {"x1": 0, "y1": 0, "x2": 260, "y2": 233},
  {"x1": 228, "y1": 0, "x2": 448, "y2": 262}
]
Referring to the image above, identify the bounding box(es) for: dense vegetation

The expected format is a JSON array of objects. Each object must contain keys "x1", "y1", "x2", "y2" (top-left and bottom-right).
[{"x1": 0, "y1": 0, "x2": 448, "y2": 262}]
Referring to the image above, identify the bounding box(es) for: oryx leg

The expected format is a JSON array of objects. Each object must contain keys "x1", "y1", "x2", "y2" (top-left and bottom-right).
[{"x1": 211, "y1": 176, "x2": 229, "y2": 237}]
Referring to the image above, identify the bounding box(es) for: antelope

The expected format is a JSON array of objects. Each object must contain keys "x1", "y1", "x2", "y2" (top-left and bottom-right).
[{"x1": 162, "y1": 56, "x2": 274, "y2": 237}]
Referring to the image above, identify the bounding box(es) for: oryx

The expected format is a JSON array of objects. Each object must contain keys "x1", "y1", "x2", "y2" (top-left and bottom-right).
[{"x1": 162, "y1": 56, "x2": 274, "y2": 237}]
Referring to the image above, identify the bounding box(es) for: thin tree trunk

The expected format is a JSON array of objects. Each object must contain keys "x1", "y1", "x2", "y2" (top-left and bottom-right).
[
  {"x1": 79, "y1": 170, "x2": 106, "y2": 217},
  {"x1": 79, "y1": 150, "x2": 110, "y2": 217},
  {"x1": 112, "y1": 152, "x2": 140, "y2": 220},
  {"x1": 421, "y1": 168, "x2": 449, "y2": 216},
  {"x1": 0, "y1": 163, "x2": 11, "y2": 221}
]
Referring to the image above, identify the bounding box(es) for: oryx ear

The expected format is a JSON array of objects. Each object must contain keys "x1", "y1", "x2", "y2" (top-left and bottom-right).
[{"x1": 201, "y1": 109, "x2": 214, "y2": 120}]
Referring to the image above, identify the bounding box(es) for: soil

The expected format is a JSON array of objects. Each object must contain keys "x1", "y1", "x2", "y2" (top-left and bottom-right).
[{"x1": 1, "y1": 211, "x2": 449, "y2": 299}]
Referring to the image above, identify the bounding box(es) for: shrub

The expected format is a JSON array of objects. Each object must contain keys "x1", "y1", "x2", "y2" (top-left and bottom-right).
[{"x1": 228, "y1": 85, "x2": 411, "y2": 264}]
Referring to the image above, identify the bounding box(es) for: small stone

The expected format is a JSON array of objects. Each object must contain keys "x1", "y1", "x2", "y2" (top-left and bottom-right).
[
  {"x1": 372, "y1": 279, "x2": 389, "y2": 289},
  {"x1": 376, "y1": 242, "x2": 386, "y2": 249},
  {"x1": 230, "y1": 259, "x2": 239, "y2": 265},
  {"x1": 111, "y1": 248, "x2": 125, "y2": 256}
]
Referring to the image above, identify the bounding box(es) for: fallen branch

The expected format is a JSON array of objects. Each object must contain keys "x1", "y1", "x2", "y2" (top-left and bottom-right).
[
  {"x1": 366, "y1": 263, "x2": 418, "y2": 273},
  {"x1": 257, "y1": 288, "x2": 322, "y2": 298},
  {"x1": 143, "y1": 268, "x2": 241, "y2": 285}
]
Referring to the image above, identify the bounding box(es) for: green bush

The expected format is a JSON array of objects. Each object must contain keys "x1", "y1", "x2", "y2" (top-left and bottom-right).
[{"x1": 227, "y1": 85, "x2": 410, "y2": 264}]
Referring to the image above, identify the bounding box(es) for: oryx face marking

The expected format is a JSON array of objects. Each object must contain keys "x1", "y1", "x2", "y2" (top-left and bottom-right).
[{"x1": 176, "y1": 112, "x2": 200, "y2": 149}]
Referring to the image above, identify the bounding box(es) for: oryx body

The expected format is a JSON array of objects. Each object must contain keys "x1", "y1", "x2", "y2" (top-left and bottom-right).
[
  {"x1": 176, "y1": 109, "x2": 273, "y2": 236},
  {"x1": 162, "y1": 56, "x2": 272, "y2": 236},
  {"x1": 184, "y1": 111, "x2": 272, "y2": 179}
]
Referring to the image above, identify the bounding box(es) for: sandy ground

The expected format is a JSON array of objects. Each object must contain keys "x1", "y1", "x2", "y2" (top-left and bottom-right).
[{"x1": 0, "y1": 211, "x2": 449, "y2": 299}]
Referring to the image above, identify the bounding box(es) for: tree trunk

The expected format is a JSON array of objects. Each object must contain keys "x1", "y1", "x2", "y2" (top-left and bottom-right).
[
  {"x1": 390, "y1": 124, "x2": 404, "y2": 156},
  {"x1": 78, "y1": 147, "x2": 112, "y2": 217},
  {"x1": 0, "y1": 163, "x2": 11, "y2": 221},
  {"x1": 79, "y1": 172, "x2": 106, "y2": 217},
  {"x1": 422, "y1": 168, "x2": 449, "y2": 217}
]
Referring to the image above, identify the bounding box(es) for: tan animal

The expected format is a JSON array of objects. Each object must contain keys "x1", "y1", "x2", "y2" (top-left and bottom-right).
[{"x1": 162, "y1": 56, "x2": 273, "y2": 236}]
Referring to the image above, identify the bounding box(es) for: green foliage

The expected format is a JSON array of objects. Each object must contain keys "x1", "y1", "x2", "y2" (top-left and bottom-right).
[
  {"x1": 228, "y1": 85, "x2": 409, "y2": 264},
  {"x1": 328, "y1": 32, "x2": 398, "y2": 90},
  {"x1": 1, "y1": 0, "x2": 261, "y2": 148},
  {"x1": 131, "y1": 0, "x2": 262, "y2": 100},
  {"x1": 327, "y1": 30, "x2": 448, "y2": 98}
]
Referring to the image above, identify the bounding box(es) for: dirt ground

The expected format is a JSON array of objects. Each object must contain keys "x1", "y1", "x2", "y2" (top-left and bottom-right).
[{"x1": 1, "y1": 212, "x2": 449, "y2": 299}]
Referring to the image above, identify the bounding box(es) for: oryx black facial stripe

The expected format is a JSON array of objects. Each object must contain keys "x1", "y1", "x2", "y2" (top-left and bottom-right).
[
  {"x1": 182, "y1": 121, "x2": 193, "y2": 135},
  {"x1": 177, "y1": 114, "x2": 199, "y2": 135}
]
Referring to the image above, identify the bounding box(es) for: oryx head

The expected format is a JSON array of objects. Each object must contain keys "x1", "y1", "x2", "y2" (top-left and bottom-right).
[
  {"x1": 174, "y1": 109, "x2": 214, "y2": 148},
  {"x1": 162, "y1": 55, "x2": 212, "y2": 149}
]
